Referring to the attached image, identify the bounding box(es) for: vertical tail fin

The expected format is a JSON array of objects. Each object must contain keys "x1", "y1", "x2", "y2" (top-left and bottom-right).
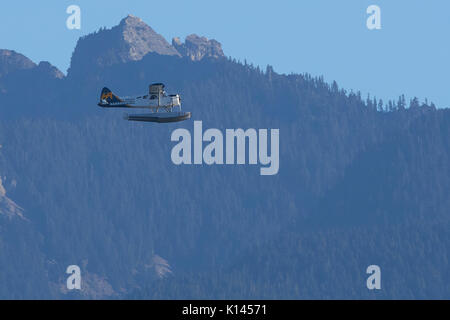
[{"x1": 100, "y1": 87, "x2": 122, "y2": 104}]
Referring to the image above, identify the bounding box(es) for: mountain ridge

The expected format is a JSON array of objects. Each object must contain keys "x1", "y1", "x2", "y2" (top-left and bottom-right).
[
  {"x1": 67, "y1": 15, "x2": 225, "y2": 77},
  {"x1": 0, "y1": 49, "x2": 37, "y2": 77}
]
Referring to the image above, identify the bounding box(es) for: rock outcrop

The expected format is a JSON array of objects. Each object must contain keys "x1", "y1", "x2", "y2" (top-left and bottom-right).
[
  {"x1": 0, "y1": 176, "x2": 24, "y2": 219},
  {"x1": 68, "y1": 15, "x2": 180, "y2": 75},
  {"x1": 36, "y1": 61, "x2": 64, "y2": 79},
  {"x1": 68, "y1": 15, "x2": 226, "y2": 76},
  {"x1": 0, "y1": 49, "x2": 36, "y2": 77},
  {"x1": 172, "y1": 34, "x2": 225, "y2": 61}
]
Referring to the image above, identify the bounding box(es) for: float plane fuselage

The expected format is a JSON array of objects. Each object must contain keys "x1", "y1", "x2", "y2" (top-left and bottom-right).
[
  {"x1": 98, "y1": 83, "x2": 181, "y2": 110},
  {"x1": 98, "y1": 83, "x2": 191, "y2": 123}
]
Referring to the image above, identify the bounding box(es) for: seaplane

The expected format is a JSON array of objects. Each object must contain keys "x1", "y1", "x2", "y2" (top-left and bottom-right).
[{"x1": 98, "y1": 83, "x2": 191, "y2": 123}]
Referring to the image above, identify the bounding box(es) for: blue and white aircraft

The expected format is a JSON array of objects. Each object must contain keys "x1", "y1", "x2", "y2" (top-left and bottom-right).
[{"x1": 98, "y1": 83, "x2": 191, "y2": 123}]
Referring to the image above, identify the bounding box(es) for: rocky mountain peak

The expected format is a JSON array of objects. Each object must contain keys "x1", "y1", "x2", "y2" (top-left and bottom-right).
[
  {"x1": 0, "y1": 49, "x2": 36, "y2": 77},
  {"x1": 68, "y1": 16, "x2": 227, "y2": 75},
  {"x1": 172, "y1": 34, "x2": 225, "y2": 61},
  {"x1": 0, "y1": 50, "x2": 63, "y2": 81},
  {"x1": 68, "y1": 15, "x2": 180, "y2": 74},
  {"x1": 118, "y1": 14, "x2": 179, "y2": 59},
  {"x1": 119, "y1": 14, "x2": 144, "y2": 27},
  {"x1": 37, "y1": 61, "x2": 64, "y2": 79}
]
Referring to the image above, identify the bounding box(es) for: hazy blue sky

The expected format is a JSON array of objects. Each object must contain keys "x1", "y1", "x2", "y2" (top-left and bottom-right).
[{"x1": 1, "y1": 0, "x2": 449, "y2": 107}]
